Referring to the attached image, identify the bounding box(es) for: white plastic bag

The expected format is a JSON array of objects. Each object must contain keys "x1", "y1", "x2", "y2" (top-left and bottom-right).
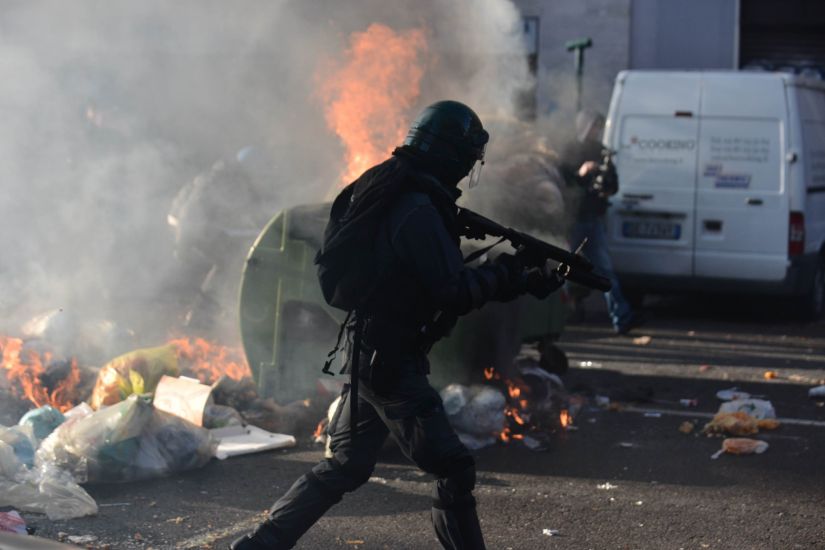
[
  {"x1": 0, "y1": 440, "x2": 97, "y2": 520},
  {"x1": 36, "y1": 395, "x2": 216, "y2": 483}
]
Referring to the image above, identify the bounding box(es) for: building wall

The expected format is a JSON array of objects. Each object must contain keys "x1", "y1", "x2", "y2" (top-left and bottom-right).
[
  {"x1": 512, "y1": 0, "x2": 632, "y2": 117},
  {"x1": 630, "y1": 0, "x2": 738, "y2": 70}
]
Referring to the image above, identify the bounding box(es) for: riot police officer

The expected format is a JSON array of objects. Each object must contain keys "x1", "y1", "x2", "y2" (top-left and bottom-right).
[{"x1": 230, "y1": 101, "x2": 563, "y2": 550}]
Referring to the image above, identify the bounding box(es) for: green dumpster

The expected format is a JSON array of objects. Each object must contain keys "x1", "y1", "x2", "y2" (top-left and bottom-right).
[{"x1": 239, "y1": 204, "x2": 566, "y2": 401}]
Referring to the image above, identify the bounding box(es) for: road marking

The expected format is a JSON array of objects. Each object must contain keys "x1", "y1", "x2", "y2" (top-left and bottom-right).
[
  {"x1": 175, "y1": 515, "x2": 263, "y2": 549},
  {"x1": 622, "y1": 406, "x2": 825, "y2": 427}
]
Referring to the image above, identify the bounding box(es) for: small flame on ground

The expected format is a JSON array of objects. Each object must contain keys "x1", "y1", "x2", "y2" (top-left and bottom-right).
[
  {"x1": 169, "y1": 337, "x2": 252, "y2": 384},
  {"x1": 313, "y1": 419, "x2": 327, "y2": 440},
  {"x1": 318, "y1": 23, "x2": 429, "y2": 185},
  {"x1": 559, "y1": 409, "x2": 571, "y2": 429},
  {"x1": 1, "y1": 336, "x2": 81, "y2": 412}
]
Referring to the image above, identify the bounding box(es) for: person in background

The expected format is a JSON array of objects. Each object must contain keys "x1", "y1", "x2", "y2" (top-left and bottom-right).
[{"x1": 559, "y1": 110, "x2": 643, "y2": 335}]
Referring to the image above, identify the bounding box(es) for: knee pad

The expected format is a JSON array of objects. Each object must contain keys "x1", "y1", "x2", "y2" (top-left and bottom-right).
[{"x1": 432, "y1": 457, "x2": 476, "y2": 509}]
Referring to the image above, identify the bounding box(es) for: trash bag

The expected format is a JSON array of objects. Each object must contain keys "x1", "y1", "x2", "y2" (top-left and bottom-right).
[
  {"x1": 0, "y1": 425, "x2": 36, "y2": 468},
  {"x1": 0, "y1": 440, "x2": 97, "y2": 520},
  {"x1": 89, "y1": 344, "x2": 179, "y2": 409},
  {"x1": 442, "y1": 385, "x2": 506, "y2": 438},
  {"x1": 37, "y1": 395, "x2": 215, "y2": 483},
  {"x1": 18, "y1": 405, "x2": 66, "y2": 441},
  {"x1": 203, "y1": 404, "x2": 244, "y2": 429}
]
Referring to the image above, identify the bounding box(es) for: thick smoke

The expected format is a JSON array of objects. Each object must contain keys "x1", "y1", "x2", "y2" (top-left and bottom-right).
[{"x1": 0, "y1": 0, "x2": 533, "y2": 347}]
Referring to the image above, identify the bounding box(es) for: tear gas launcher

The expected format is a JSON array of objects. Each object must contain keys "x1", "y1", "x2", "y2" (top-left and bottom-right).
[{"x1": 456, "y1": 207, "x2": 612, "y2": 292}]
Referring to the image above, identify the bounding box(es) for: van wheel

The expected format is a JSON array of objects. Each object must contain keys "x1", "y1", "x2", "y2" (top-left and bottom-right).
[{"x1": 804, "y1": 257, "x2": 825, "y2": 321}]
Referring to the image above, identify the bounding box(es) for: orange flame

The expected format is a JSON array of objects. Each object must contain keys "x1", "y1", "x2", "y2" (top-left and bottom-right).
[
  {"x1": 483, "y1": 367, "x2": 495, "y2": 381},
  {"x1": 169, "y1": 337, "x2": 252, "y2": 384},
  {"x1": 319, "y1": 23, "x2": 429, "y2": 184},
  {"x1": 313, "y1": 419, "x2": 326, "y2": 440},
  {"x1": 559, "y1": 409, "x2": 570, "y2": 429},
  {"x1": 1, "y1": 336, "x2": 81, "y2": 412}
]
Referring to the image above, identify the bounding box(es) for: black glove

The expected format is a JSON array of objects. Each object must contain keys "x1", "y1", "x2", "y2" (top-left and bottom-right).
[{"x1": 525, "y1": 267, "x2": 565, "y2": 299}]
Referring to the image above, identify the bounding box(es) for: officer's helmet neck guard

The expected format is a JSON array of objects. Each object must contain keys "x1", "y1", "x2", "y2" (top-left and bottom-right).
[{"x1": 403, "y1": 100, "x2": 489, "y2": 188}]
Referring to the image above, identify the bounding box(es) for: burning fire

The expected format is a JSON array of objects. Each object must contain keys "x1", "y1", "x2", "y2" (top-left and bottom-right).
[
  {"x1": 485, "y1": 366, "x2": 571, "y2": 444},
  {"x1": 169, "y1": 337, "x2": 252, "y2": 384},
  {"x1": 319, "y1": 23, "x2": 429, "y2": 184},
  {"x1": 1, "y1": 336, "x2": 81, "y2": 412}
]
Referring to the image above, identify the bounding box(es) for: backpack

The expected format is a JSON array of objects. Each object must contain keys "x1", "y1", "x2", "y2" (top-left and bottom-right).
[{"x1": 315, "y1": 156, "x2": 409, "y2": 311}]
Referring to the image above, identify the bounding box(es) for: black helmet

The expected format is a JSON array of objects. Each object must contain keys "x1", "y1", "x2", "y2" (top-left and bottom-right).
[{"x1": 403, "y1": 100, "x2": 489, "y2": 185}]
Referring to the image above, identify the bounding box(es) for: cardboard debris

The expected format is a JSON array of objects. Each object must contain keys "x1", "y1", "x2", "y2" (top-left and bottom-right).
[
  {"x1": 153, "y1": 375, "x2": 213, "y2": 427},
  {"x1": 212, "y1": 424, "x2": 296, "y2": 460}
]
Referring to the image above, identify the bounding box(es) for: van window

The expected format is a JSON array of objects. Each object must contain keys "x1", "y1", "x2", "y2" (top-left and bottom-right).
[{"x1": 697, "y1": 118, "x2": 782, "y2": 193}]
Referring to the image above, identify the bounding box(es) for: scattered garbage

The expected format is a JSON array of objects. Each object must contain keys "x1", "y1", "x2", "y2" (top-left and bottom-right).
[
  {"x1": 18, "y1": 406, "x2": 66, "y2": 442},
  {"x1": 678, "y1": 421, "x2": 695, "y2": 434},
  {"x1": 212, "y1": 424, "x2": 296, "y2": 459},
  {"x1": 679, "y1": 399, "x2": 698, "y2": 408},
  {"x1": 0, "y1": 425, "x2": 36, "y2": 468},
  {"x1": 698, "y1": 364, "x2": 712, "y2": 373},
  {"x1": 596, "y1": 482, "x2": 617, "y2": 490},
  {"x1": 153, "y1": 375, "x2": 213, "y2": 426},
  {"x1": 542, "y1": 528, "x2": 560, "y2": 537},
  {"x1": 440, "y1": 384, "x2": 506, "y2": 448},
  {"x1": 203, "y1": 404, "x2": 245, "y2": 429},
  {"x1": 809, "y1": 385, "x2": 825, "y2": 399},
  {"x1": 643, "y1": 412, "x2": 662, "y2": 418},
  {"x1": 89, "y1": 344, "x2": 179, "y2": 410},
  {"x1": 0, "y1": 437, "x2": 97, "y2": 520},
  {"x1": 718, "y1": 398, "x2": 776, "y2": 420},
  {"x1": 594, "y1": 395, "x2": 610, "y2": 407},
  {"x1": 67, "y1": 534, "x2": 98, "y2": 545},
  {"x1": 632, "y1": 335, "x2": 652, "y2": 346},
  {"x1": 0, "y1": 511, "x2": 27, "y2": 534},
  {"x1": 703, "y1": 412, "x2": 780, "y2": 436},
  {"x1": 763, "y1": 371, "x2": 778, "y2": 380},
  {"x1": 36, "y1": 395, "x2": 215, "y2": 483},
  {"x1": 715, "y1": 388, "x2": 752, "y2": 401},
  {"x1": 711, "y1": 437, "x2": 769, "y2": 459}
]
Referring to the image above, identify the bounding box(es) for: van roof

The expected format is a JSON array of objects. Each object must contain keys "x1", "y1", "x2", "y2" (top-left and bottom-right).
[{"x1": 616, "y1": 70, "x2": 825, "y2": 92}]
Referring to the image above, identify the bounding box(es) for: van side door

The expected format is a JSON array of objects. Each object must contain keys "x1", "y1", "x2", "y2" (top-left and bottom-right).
[{"x1": 694, "y1": 76, "x2": 788, "y2": 281}]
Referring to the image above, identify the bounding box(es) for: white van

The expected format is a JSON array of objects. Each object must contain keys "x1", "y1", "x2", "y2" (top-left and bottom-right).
[{"x1": 604, "y1": 70, "x2": 825, "y2": 319}]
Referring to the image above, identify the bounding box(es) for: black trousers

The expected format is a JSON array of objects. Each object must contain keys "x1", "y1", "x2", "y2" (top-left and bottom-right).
[{"x1": 251, "y1": 356, "x2": 486, "y2": 549}]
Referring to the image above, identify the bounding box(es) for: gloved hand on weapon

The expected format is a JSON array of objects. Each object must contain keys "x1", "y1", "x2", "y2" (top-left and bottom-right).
[
  {"x1": 492, "y1": 253, "x2": 564, "y2": 300},
  {"x1": 524, "y1": 265, "x2": 565, "y2": 299}
]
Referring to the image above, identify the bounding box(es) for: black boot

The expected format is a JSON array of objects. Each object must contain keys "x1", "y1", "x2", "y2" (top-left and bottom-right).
[
  {"x1": 228, "y1": 520, "x2": 289, "y2": 550},
  {"x1": 228, "y1": 534, "x2": 265, "y2": 550}
]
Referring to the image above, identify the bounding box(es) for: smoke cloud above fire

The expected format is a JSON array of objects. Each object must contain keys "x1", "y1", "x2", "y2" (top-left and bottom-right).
[{"x1": 0, "y1": 0, "x2": 533, "y2": 348}]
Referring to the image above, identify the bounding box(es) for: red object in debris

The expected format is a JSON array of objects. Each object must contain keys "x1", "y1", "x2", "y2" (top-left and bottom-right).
[{"x1": 0, "y1": 511, "x2": 26, "y2": 535}]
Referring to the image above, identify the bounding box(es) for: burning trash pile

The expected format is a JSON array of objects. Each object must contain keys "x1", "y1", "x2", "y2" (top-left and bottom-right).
[
  {"x1": 451, "y1": 352, "x2": 573, "y2": 451},
  {"x1": 0, "y1": 311, "x2": 310, "y2": 521}
]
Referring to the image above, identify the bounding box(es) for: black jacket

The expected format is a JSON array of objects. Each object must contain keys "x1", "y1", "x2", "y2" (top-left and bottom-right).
[{"x1": 349, "y1": 153, "x2": 510, "y2": 362}]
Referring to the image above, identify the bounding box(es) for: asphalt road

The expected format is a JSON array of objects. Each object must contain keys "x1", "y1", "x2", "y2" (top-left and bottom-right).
[{"x1": 26, "y1": 293, "x2": 825, "y2": 550}]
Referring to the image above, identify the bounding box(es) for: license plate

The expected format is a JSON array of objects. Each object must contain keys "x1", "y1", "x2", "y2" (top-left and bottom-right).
[{"x1": 622, "y1": 220, "x2": 681, "y2": 240}]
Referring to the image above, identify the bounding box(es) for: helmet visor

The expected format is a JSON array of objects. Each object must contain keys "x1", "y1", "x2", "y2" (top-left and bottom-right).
[
  {"x1": 467, "y1": 159, "x2": 484, "y2": 188},
  {"x1": 466, "y1": 141, "x2": 486, "y2": 188}
]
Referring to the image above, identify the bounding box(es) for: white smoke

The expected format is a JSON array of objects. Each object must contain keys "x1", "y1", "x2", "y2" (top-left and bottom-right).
[{"x1": 0, "y1": 0, "x2": 532, "y2": 343}]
